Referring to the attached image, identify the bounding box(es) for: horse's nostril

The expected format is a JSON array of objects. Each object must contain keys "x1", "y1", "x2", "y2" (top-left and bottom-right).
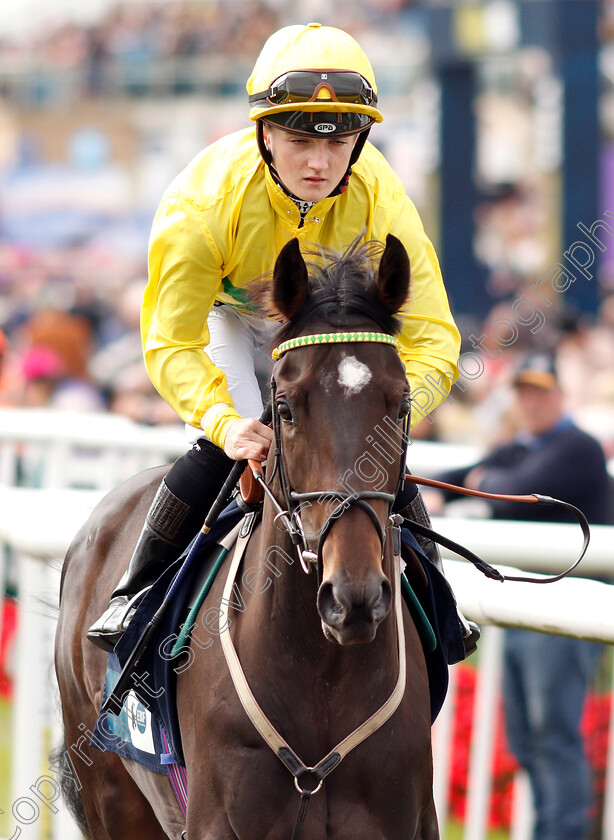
[
  {"x1": 372, "y1": 578, "x2": 393, "y2": 622},
  {"x1": 317, "y1": 581, "x2": 346, "y2": 628}
]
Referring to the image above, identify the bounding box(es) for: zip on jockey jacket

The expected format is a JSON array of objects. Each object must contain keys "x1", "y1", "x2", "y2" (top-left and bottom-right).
[{"x1": 143, "y1": 127, "x2": 461, "y2": 450}]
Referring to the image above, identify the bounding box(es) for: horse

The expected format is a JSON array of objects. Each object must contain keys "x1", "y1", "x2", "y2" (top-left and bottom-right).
[{"x1": 54, "y1": 234, "x2": 440, "y2": 840}]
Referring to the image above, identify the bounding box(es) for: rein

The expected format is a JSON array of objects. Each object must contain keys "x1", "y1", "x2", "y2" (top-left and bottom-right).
[{"x1": 403, "y1": 473, "x2": 591, "y2": 584}]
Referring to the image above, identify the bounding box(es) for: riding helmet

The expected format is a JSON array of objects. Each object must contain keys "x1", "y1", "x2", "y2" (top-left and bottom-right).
[{"x1": 246, "y1": 23, "x2": 383, "y2": 165}]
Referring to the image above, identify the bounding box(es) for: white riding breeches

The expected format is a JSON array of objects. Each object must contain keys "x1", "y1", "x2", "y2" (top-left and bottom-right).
[{"x1": 185, "y1": 304, "x2": 276, "y2": 443}]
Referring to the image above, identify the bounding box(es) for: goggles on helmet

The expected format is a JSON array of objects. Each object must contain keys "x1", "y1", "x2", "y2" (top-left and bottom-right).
[{"x1": 248, "y1": 70, "x2": 377, "y2": 108}]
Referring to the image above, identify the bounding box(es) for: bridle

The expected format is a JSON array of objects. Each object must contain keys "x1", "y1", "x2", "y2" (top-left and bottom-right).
[{"x1": 263, "y1": 330, "x2": 410, "y2": 578}]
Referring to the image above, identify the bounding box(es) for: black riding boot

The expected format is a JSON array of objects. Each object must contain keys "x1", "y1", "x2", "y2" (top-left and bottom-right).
[
  {"x1": 87, "y1": 438, "x2": 233, "y2": 652},
  {"x1": 396, "y1": 485, "x2": 480, "y2": 662}
]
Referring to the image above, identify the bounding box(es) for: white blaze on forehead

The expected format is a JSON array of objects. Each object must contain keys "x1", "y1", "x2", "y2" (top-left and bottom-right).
[{"x1": 337, "y1": 354, "x2": 372, "y2": 394}]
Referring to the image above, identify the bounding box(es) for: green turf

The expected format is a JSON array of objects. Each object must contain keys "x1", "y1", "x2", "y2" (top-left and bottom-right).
[
  {"x1": 0, "y1": 696, "x2": 12, "y2": 837},
  {"x1": 444, "y1": 820, "x2": 510, "y2": 839}
]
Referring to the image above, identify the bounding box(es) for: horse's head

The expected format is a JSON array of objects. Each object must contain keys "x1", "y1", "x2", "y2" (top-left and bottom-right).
[{"x1": 262, "y1": 235, "x2": 411, "y2": 646}]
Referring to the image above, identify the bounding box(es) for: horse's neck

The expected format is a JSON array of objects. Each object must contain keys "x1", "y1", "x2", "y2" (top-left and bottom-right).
[{"x1": 249, "y1": 509, "x2": 324, "y2": 643}]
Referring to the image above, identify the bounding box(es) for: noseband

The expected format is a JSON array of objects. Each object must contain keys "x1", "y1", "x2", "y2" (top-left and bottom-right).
[{"x1": 266, "y1": 331, "x2": 409, "y2": 577}]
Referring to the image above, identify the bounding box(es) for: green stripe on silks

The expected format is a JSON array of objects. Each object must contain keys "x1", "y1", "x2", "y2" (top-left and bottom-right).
[
  {"x1": 401, "y1": 573, "x2": 437, "y2": 654},
  {"x1": 220, "y1": 278, "x2": 259, "y2": 312},
  {"x1": 170, "y1": 546, "x2": 229, "y2": 657}
]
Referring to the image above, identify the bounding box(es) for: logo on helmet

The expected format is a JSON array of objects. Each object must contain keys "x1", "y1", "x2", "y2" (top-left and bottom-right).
[{"x1": 314, "y1": 123, "x2": 336, "y2": 133}]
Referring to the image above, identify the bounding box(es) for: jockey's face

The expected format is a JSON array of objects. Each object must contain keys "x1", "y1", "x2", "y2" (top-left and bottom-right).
[{"x1": 263, "y1": 124, "x2": 357, "y2": 203}]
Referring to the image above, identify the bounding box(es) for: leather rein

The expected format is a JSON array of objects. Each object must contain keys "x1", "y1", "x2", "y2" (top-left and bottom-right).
[{"x1": 402, "y1": 473, "x2": 591, "y2": 584}]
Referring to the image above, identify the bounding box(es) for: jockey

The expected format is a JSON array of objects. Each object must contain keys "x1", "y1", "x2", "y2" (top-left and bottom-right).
[{"x1": 88, "y1": 22, "x2": 477, "y2": 658}]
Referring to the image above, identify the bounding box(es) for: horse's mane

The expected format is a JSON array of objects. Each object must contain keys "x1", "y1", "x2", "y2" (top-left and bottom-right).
[{"x1": 253, "y1": 238, "x2": 405, "y2": 344}]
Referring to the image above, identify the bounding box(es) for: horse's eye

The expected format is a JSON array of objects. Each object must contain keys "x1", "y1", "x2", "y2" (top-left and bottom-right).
[{"x1": 276, "y1": 401, "x2": 294, "y2": 424}]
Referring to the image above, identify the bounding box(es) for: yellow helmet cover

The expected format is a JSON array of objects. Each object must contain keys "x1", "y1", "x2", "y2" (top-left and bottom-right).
[{"x1": 247, "y1": 23, "x2": 383, "y2": 127}]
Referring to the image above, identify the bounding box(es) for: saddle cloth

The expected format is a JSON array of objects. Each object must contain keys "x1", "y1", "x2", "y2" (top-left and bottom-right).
[
  {"x1": 91, "y1": 503, "x2": 460, "y2": 781},
  {"x1": 91, "y1": 502, "x2": 245, "y2": 773}
]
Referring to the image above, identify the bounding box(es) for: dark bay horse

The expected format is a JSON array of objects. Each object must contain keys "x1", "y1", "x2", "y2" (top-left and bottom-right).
[{"x1": 55, "y1": 235, "x2": 439, "y2": 840}]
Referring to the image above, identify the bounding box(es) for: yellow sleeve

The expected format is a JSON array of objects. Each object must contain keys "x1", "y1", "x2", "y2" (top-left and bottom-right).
[
  {"x1": 390, "y1": 198, "x2": 461, "y2": 427},
  {"x1": 142, "y1": 192, "x2": 241, "y2": 448}
]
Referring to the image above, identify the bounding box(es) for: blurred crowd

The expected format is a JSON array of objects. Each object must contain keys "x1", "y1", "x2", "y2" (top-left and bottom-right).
[
  {"x1": 0, "y1": 239, "x2": 179, "y2": 425},
  {"x1": 0, "y1": 1, "x2": 418, "y2": 102},
  {"x1": 421, "y1": 296, "x2": 614, "y2": 462},
  {"x1": 408, "y1": 179, "x2": 614, "y2": 461}
]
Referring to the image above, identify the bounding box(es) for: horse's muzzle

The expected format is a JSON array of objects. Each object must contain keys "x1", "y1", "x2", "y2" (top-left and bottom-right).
[{"x1": 317, "y1": 573, "x2": 392, "y2": 645}]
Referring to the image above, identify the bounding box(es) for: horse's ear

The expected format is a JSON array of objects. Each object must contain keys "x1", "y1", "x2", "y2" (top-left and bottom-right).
[
  {"x1": 377, "y1": 234, "x2": 410, "y2": 314},
  {"x1": 272, "y1": 238, "x2": 309, "y2": 320}
]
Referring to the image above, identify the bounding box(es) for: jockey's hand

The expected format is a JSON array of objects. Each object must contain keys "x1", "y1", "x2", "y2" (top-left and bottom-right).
[{"x1": 223, "y1": 417, "x2": 273, "y2": 462}]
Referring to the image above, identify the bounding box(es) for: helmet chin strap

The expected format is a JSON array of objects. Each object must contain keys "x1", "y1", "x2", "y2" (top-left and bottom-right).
[
  {"x1": 256, "y1": 123, "x2": 297, "y2": 200},
  {"x1": 256, "y1": 120, "x2": 372, "y2": 199},
  {"x1": 349, "y1": 125, "x2": 371, "y2": 165},
  {"x1": 257, "y1": 119, "x2": 274, "y2": 166}
]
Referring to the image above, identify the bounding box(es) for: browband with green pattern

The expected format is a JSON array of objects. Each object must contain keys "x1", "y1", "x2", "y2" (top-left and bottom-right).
[{"x1": 271, "y1": 331, "x2": 398, "y2": 360}]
